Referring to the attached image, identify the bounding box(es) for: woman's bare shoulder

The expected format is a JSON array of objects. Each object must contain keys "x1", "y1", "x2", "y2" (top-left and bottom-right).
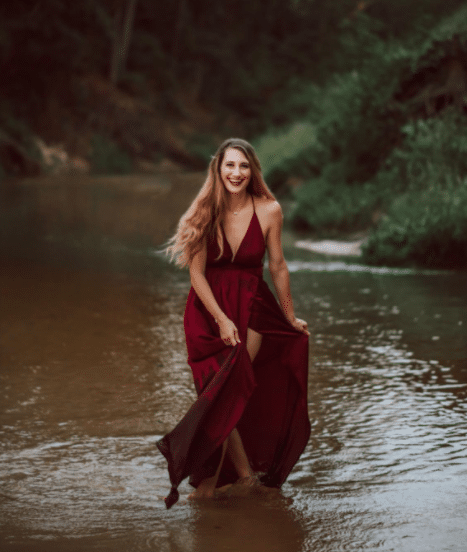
[
  {"x1": 254, "y1": 197, "x2": 282, "y2": 237},
  {"x1": 255, "y1": 196, "x2": 282, "y2": 219}
]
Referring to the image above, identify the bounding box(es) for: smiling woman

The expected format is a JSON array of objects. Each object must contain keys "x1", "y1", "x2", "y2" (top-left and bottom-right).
[
  {"x1": 220, "y1": 148, "x2": 252, "y2": 197},
  {"x1": 157, "y1": 138, "x2": 310, "y2": 508}
]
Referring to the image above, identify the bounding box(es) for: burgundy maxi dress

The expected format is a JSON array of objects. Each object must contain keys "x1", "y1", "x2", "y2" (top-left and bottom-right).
[{"x1": 157, "y1": 199, "x2": 310, "y2": 508}]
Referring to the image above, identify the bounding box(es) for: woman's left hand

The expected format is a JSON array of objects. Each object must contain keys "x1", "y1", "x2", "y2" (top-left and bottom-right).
[{"x1": 288, "y1": 317, "x2": 310, "y2": 335}]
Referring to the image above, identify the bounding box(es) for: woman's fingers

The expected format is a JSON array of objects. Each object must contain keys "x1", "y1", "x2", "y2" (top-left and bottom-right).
[
  {"x1": 292, "y1": 317, "x2": 310, "y2": 335},
  {"x1": 221, "y1": 322, "x2": 240, "y2": 346},
  {"x1": 217, "y1": 317, "x2": 241, "y2": 346},
  {"x1": 224, "y1": 331, "x2": 240, "y2": 346}
]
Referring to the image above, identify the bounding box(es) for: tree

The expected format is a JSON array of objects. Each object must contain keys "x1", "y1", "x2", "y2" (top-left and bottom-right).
[{"x1": 109, "y1": 0, "x2": 138, "y2": 85}]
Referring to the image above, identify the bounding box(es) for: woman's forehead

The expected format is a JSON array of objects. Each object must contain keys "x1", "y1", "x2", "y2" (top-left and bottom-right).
[{"x1": 223, "y1": 147, "x2": 249, "y2": 163}]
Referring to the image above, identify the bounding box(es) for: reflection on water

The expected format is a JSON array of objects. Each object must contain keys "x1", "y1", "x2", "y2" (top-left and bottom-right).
[{"x1": 1, "y1": 244, "x2": 466, "y2": 552}]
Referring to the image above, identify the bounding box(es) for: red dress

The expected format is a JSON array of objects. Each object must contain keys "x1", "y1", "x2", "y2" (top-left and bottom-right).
[{"x1": 157, "y1": 200, "x2": 310, "y2": 508}]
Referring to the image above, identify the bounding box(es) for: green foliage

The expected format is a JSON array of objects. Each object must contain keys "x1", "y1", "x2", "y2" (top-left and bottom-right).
[
  {"x1": 185, "y1": 133, "x2": 218, "y2": 164},
  {"x1": 261, "y1": 3, "x2": 467, "y2": 190},
  {"x1": 362, "y1": 109, "x2": 467, "y2": 267},
  {"x1": 2, "y1": 0, "x2": 467, "y2": 269},
  {"x1": 253, "y1": 122, "x2": 316, "y2": 185},
  {"x1": 251, "y1": 3, "x2": 467, "y2": 268},
  {"x1": 291, "y1": 171, "x2": 384, "y2": 233},
  {"x1": 253, "y1": 20, "x2": 403, "y2": 189},
  {"x1": 89, "y1": 134, "x2": 133, "y2": 175},
  {"x1": 362, "y1": 180, "x2": 467, "y2": 268},
  {"x1": 381, "y1": 110, "x2": 467, "y2": 188}
]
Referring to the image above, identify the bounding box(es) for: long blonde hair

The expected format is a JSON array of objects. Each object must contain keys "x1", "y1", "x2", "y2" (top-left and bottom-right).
[{"x1": 167, "y1": 138, "x2": 275, "y2": 267}]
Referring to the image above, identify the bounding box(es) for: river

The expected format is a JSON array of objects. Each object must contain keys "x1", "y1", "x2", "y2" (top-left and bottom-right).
[{"x1": 1, "y1": 236, "x2": 466, "y2": 552}]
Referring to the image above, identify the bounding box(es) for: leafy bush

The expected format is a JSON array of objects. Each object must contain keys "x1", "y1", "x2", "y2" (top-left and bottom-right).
[
  {"x1": 250, "y1": 6, "x2": 467, "y2": 269},
  {"x1": 89, "y1": 134, "x2": 133, "y2": 174},
  {"x1": 291, "y1": 169, "x2": 384, "y2": 233},
  {"x1": 377, "y1": 110, "x2": 467, "y2": 190},
  {"x1": 252, "y1": 18, "x2": 410, "y2": 203},
  {"x1": 362, "y1": 110, "x2": 467, "y2": 267},
  {"x1": 362, "y1": 180, "x2": 467, "y2": 268},
  {"x1": 254, "y1": 122, "x2": 317, "y2": 186}
]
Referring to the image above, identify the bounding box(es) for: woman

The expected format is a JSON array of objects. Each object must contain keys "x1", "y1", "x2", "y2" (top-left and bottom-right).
[{"x1": 157, "y1": 138, "x2": 310, "y2": 508}]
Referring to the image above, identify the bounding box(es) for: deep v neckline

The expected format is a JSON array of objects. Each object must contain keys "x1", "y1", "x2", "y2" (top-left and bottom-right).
[{"x1": 223, "y1": 198, "x2": 256, "y2": 262}]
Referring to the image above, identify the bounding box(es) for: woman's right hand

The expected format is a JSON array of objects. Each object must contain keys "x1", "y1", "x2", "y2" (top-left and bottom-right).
[{"x1": 217, "y1": 317, "x2": 241, "y2": 347}]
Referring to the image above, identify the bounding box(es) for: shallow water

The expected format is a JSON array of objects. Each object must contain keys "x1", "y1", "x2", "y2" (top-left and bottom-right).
[{"x1": 1, "y1": 242, "x2": 466, "y2": 552}]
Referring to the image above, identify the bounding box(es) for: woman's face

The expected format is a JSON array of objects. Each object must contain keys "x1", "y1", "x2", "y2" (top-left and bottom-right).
[{"x1": 220, "y1": 147, "x2": 252, "y2": 195}]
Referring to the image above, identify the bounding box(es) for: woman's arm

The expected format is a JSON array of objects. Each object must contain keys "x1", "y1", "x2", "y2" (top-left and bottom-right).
[
  {"x1": 266, "y1": 202, "x2": 309, "y2": 335},
  {"x1": 189, "y1": 242, "x2": 241, "y2": 345}
]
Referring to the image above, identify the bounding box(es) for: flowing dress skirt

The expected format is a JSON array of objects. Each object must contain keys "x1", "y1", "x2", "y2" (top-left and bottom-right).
[{"x1": 157, "y1": 262, "x2": 310, "y2": 508}]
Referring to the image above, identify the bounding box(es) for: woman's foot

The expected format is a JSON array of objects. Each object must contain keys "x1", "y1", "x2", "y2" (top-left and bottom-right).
[
  {"x1": 188, "y1": 440, "x2": 229, "y2": 502},
  {"x1": 225, "y1": 473, "x2": 263, "y2": 498},
  {"x1": 188, "y1": 478, "x2": 216, "y2": 500},
  {"x1": 188, "y1": 473, "x2": 219, "y2": 500},
  {"x1": 235, "y1": 474, "x2": 261, "y2": 487}
]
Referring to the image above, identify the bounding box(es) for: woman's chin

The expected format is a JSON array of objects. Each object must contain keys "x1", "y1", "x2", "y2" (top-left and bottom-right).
[{"x1": 224, "y1": 185, "x2": 248, "y2": 195}]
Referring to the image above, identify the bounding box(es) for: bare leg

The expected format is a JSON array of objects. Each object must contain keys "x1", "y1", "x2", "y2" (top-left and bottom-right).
[
  {"x1": 188, "y1": 440, "x2": 228, "y2": 500},
  {"x1": 227, "y1": 428, "x2": 252, "y2": 479},
  {"x1": 227, "y1": 328, "x2": 263, "y2": 481},
  {"x1": 190, "y1": 328, "x2": 263, "y2": 498},
  {"x1": 246, "y1": 327, "x2": 263, "y2": 363}
]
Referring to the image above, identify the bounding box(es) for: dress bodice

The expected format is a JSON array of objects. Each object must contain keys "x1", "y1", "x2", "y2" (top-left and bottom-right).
[{"x1": 206, "y1": 210, "x2": 266, "y2": 270}]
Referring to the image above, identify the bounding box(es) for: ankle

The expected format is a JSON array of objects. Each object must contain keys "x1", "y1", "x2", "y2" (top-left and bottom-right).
[{"x1": 238, "y1": 467, "x2": 254, "y2": 479}]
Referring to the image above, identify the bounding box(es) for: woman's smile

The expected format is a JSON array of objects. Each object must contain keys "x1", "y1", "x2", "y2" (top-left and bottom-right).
[{"x1": 220, "y1": 148, "x2": 251, "y2": 193}]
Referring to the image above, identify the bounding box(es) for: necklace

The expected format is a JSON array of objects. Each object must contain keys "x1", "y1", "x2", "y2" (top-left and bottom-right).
[{"x1": 230, "y1": 195, "x2": 250, "y2": 216}]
